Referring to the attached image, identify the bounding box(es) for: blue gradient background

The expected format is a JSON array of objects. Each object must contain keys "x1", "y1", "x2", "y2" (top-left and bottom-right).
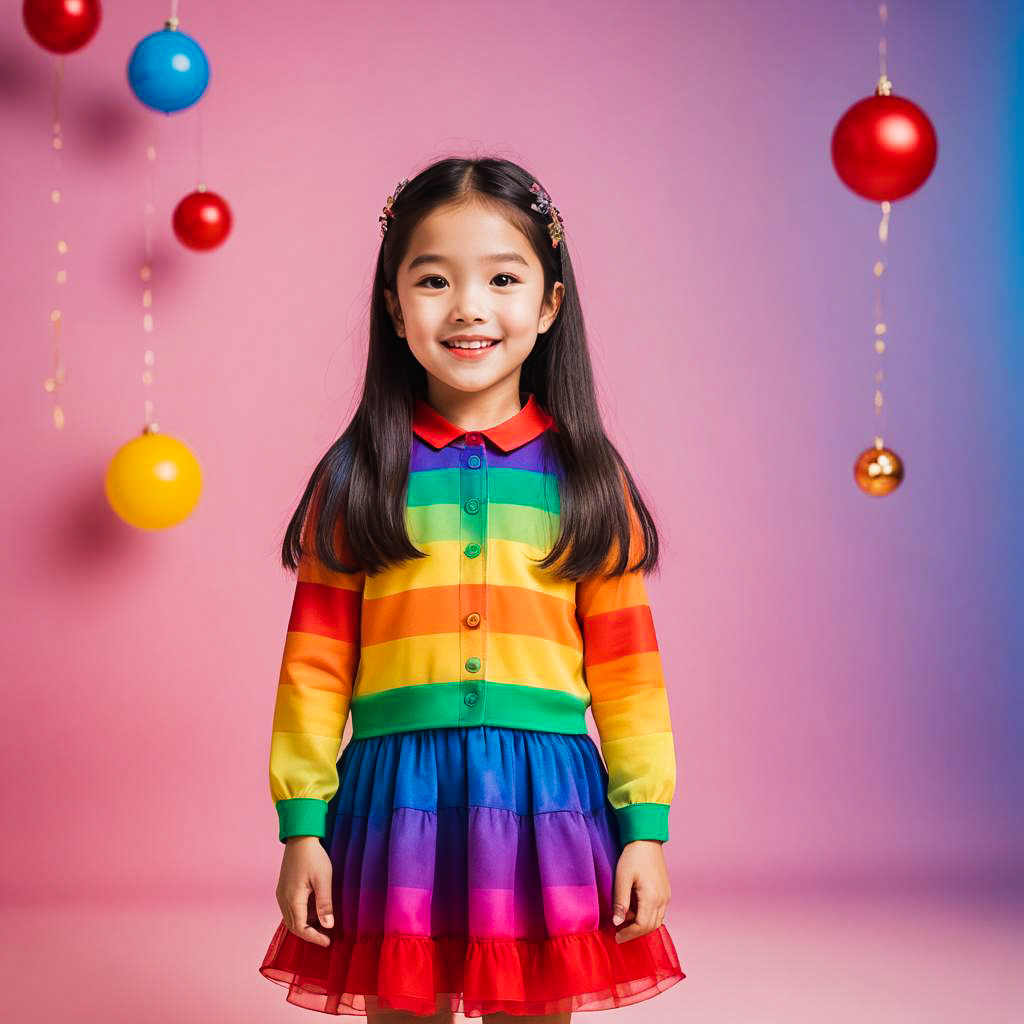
[{"x1": 1, "y1": 0, "x2": 1020, "y2": 1020}]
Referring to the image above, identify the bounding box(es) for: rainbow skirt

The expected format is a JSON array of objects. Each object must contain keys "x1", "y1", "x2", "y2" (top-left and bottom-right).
[{"x1": 259, "y1": 725, "x2": 685, "y2": 1016}]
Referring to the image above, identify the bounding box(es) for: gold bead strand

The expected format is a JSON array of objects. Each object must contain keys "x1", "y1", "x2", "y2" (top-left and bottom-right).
[
  {"x1": 873, "y1": 201, "x2": 891, "y2": 450},
  {"x1": 872, "y1": 3, "x2": 891, "y2": 453},
  {"x1": 141, "y1": 121, "x2": 158, "y2": 433},
  {"x1": 44, "y1": 55, "x2": 68, "y2": 428}
]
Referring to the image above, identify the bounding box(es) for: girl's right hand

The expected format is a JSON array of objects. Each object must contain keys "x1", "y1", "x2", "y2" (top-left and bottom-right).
[{"x1": 276, "y1": 835, "x2": 335, "y2": 947}]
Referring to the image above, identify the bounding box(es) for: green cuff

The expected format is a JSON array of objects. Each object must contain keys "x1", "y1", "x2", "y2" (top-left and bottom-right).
[
  {"x1": 615, "y1": 802, "x2": 670, "y2": 843},
  {"x1": 276, "y1": 797, "x2": 328, "y2": 843}
]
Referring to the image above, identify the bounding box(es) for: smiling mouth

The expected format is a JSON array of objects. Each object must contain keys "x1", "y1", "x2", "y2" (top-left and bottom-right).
[{"x1": 441, "y1": 339, "x2": 502, "y2": 349}]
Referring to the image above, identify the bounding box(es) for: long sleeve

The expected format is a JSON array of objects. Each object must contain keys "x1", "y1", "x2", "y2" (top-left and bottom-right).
[
  {"x1": 268, "y1": 501, "x2": 365, "y2": 843},
  {"x1": 575, "y1": 480, "x2": 677, "y2": 844}
]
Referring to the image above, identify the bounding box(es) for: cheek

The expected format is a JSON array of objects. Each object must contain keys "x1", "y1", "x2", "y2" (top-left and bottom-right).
[
  {"x1": 401, "y1": 296, "x2": 442, "y2": 329},
  {"x1": 502, "y1": 295, "x2": 547, "y2": 335},
  {"x1": 405, "y1": 337, "x2": 440, "y2": 367}
]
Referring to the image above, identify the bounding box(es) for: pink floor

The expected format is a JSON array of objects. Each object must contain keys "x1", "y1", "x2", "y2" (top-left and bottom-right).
[{"x1": 3, "y1": 887, "x2": 1020, "y2": 1023}]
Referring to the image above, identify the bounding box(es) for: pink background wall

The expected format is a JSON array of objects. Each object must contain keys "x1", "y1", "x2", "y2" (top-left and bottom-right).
[{"x1": 1, "y1": 0, "x2": 1021, "y2": 1019}]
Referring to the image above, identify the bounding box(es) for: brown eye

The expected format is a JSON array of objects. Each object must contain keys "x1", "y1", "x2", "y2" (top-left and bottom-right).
[{"x1": 414, "y1": 273, "x2": 521, "y2": 289}]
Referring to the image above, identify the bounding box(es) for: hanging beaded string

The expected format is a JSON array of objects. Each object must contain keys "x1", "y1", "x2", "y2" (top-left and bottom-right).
[
  {"x1": 44, "y1": 55, "x2": 68, "y2": 428},
  {"x1": 140, "y1": 117, "x2": 158, "y2": 434},
  {"x1": 872, "y1": 3, "x2": 891, "y2": 450}
]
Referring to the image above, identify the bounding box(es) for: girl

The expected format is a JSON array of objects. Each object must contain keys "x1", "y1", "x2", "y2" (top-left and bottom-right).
[{"x1": 258, "y1": 156, "x2": 686, "y2": 1021}]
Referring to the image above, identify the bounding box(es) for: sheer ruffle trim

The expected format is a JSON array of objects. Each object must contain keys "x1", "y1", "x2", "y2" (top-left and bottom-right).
[{"x1": 259, "y1": 919, "x2": 685, "y2": 1017}]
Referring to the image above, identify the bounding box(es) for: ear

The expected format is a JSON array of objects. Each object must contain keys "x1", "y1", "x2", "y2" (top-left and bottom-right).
[
  {"x1": 383, "y1": 288, "x2": 406, "y2": 338},
  {"x1": 538, "y1": 281, "x2": 564, "y2": 334}
]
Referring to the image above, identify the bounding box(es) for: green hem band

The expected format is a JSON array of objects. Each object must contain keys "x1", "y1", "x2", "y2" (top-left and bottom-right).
[
  {"x1": 276, "y1": 797, "x2": 328, "y2": 843},
  {"x1": 615, "y1": 802, "x2": 670, "y2": 843},
  {"x1": 349, "y1": 680, "x2": 591, "y2": 739}
]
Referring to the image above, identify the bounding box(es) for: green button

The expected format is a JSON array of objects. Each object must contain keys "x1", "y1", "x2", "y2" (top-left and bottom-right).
[
  {"x1": 467, "y1": 455, "x2": 481, "y2": 469},
  {"x1": 465, "y1": 657, "x2": 481, "y2": 672},
  {"x1": 465, "y1": 498, "x2": 480, "y2": 514},
  {"x1": 464, "y1": 691, "x2": 479, "y2": 706},
  {"x1": 465, "y1": 543, "x2": 480, "y2": 558}
]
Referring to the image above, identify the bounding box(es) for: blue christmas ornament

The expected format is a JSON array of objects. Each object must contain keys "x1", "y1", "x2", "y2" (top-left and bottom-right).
[{"x1": 127, "y1": 21, "x2": 209, "y2": 114}]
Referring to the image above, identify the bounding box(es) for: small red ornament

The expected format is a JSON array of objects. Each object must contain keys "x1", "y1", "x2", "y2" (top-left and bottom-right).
[
  {"x1": 832, "y1": 83, "x2": 937, "y2": 201},
  {"x1": 23, "y1": 0, "x2": 102, "y2": 54},
  {"x1": 172, "y1": 188, "x2": 232, "y2": 251}
]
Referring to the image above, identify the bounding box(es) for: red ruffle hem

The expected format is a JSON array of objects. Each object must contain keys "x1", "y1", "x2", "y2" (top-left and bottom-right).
[{"x1": 259, "y1": 921, "x2": 686, "y2": 1017}]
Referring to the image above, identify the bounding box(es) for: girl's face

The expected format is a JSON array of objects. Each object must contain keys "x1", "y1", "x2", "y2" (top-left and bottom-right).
[{"x1": 384, "y1": 199, "x2": 563, "y2": 400}]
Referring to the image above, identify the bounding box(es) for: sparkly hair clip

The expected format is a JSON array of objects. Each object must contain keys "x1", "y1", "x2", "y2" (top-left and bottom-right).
[
  {"x1": 378, "y1": 175, "x2": 564, "y2": 249},
  {"x1": 529, "y1": 181, "x2": 565, "y2": 249},
  {"x1": 379, "y1": 177, "x2": 409, "y2": 238}
]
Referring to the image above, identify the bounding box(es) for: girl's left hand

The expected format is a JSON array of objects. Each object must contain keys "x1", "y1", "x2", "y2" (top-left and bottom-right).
[{"x1": 611, "y1": 839, "x2": 671, "y2": 943}]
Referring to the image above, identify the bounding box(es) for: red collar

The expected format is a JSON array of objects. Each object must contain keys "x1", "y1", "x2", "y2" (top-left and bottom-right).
[{"x1": 412, "y1": 392, "x2": 557, "y2": 452}]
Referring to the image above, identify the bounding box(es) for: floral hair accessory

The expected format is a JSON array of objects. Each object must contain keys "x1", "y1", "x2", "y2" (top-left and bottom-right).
[
  {"x1": 378, "y1": 176, "x2": 564, "y2": 249},
  {"x1": 529, "y1": 181, "x2": 565, "y2": 248},
  {"x1": 379, "y1": 178, "x2": 409, "y2": 238}
]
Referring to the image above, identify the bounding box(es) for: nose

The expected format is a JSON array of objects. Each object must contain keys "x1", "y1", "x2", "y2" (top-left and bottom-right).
[{"x1": 450, "y1": 282, "x2": 489, "y2": 323}]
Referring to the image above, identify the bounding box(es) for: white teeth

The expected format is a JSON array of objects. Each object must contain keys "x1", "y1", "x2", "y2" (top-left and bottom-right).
[{"x1": 445, "y1": 339, "x2": 498, "y2": 349}]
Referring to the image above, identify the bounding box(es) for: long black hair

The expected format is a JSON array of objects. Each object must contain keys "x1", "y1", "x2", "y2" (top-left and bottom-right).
[{"x1": 283, "y1": 156, "x2": 661, "y2": 581}]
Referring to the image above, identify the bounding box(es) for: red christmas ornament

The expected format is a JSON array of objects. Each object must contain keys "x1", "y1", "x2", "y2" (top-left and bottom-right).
[
  {"x1": 832, "y1": 88, "x2": 937, "y2": 201},
  {"x1": 23, "y1": 0, "x2": 102, "y2": 54},
  {"x1": 172, "y1": 189, "x2": 233, "y2": 251}
]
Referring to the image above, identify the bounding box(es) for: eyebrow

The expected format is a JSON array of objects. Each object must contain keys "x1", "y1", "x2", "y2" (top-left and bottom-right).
[{"x1": 407, "y1": 251, "x2": 530, "y2": 270}]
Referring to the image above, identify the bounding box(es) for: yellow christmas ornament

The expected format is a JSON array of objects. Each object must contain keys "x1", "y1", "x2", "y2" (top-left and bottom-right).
[
  {"x1": 105, "y1": 423, "x2": 202, "y2": 529},
  {"x1": 853, "y1": 440, "x2": 904, "y2": 497}
]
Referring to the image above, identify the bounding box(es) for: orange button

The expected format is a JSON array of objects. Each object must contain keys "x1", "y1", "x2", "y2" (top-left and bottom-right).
[{"x1": 465, "y1": 612, "x2": 481, "y2": 628}]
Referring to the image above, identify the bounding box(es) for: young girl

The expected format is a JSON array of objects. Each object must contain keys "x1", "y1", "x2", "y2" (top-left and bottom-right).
[{"x1": 258, "y1": 156, "x2": 686, "y2": 1021}]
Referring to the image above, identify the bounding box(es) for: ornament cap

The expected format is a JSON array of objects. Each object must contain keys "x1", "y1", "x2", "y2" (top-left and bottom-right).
[
  {"x1": 165, "y1": 18, "x2": 180, "y2": 31},
  {"x1": 875, "y1": 73, "x2": 893, "y2": 97},
  {"x1": 143, "y1": 422, "x2": 161, "y2": 435}
]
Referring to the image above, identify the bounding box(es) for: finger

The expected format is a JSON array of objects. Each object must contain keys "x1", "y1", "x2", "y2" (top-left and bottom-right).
[
  {"x1": 311, "y1": 870, "x2": 335, "y2": 930},
  {"x1": 288, "y1": 895, "x2": 328, "y2": 946},
  {"x1": 617, "y1": 894, "x2": 659, "y2": 942},
  {"x1": 288, "y1": 894, "x2": 308, "y2": 934},
  {"x1": 616, "y1": 920, "x2": 645, "y2": 942},
  {"x1": 633, "y1": 891, "x2": 658, "y2": 934},
  {"x1": 616, "y1": 896, "x2": 638, "y2": 935},
  {"x1": 276, "y1": 890, "x2": 291, "y2": 932},
  {"x1": 294, "y1": 920, "x2": 330, "y2": 946},
  {"x1": 611, "y1": 871, "x2": 634, "y2": 926}
]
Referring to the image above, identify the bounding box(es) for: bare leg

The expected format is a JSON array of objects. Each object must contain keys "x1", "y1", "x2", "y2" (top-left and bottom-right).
[
  {"x1": 363, "y1": 993, "x2": 570, "y2": 1024},
  {"x1": 364, "y1": 992, "x2": 455, "y2": 1024},
  {"x1": 483, "y1": 1014, "x2": 571, "y2": 1024}
]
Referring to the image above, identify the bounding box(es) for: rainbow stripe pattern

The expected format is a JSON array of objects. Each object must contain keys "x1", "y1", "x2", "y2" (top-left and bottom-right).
[
  {"x1": 269, "y1": 392, "x2": 677, "y2": 845},
  {"x1": 260, "y1": 725, "x2": 685, "y2": 1015}
]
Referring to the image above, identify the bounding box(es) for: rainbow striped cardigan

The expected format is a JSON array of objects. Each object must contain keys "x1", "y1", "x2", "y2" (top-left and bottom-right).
[{"x1": 269, "y1": 392, "x2": 677, "y2": 845}]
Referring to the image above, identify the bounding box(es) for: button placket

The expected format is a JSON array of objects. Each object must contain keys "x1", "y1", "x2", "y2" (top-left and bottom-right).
[{"x1": 459, "y1": 434, "x2": 486, "y2": 722}]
